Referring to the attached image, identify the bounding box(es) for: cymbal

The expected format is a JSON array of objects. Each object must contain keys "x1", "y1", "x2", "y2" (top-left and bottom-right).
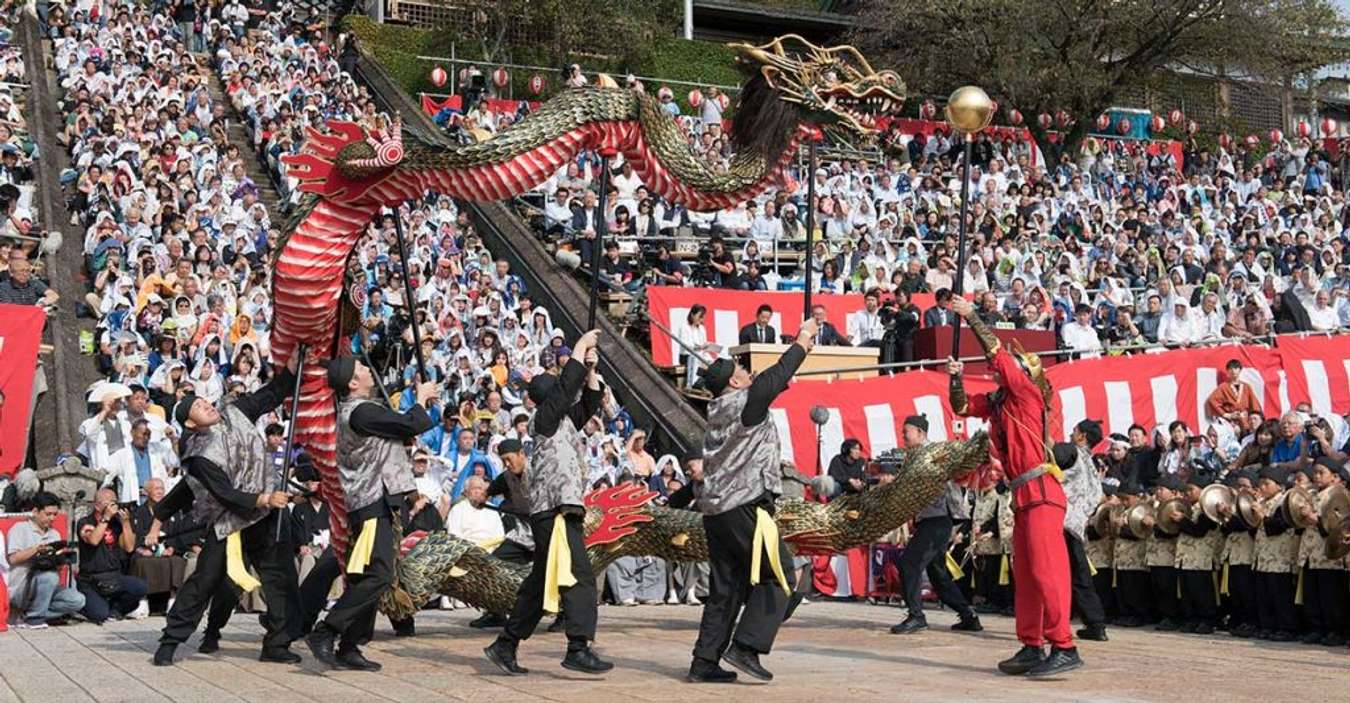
[
  {"x1": 1156, "y1": 498, "x2": 1187, "y2": 535},
  {"x1": 1283, "y1": 486, "x2": 1317, "y2": 530},
  {"x1": 1320, "y1": 484, "x2": 1350, "y2": 533},
  {"x1": 1326, "y1": 525, "x2": 1350, "y2": 561},
  {"x1": 1091, "y1": 503, "x2": 1114, "y2": 538},
  {"x1": 1200, "y1": 484, "x2": 1236, "y2": 525},
  {"x1": 1237, "y1": 492, "x2": 1263, "y2": 529},
  {"x1": 1126, "y1": 502, "x2": 1155, "y2": 540}
]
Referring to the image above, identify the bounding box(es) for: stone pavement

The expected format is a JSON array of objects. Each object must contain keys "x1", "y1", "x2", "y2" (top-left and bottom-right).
[{"x1": 1, "y1": 600, "x2": 1346, "y2": 702}]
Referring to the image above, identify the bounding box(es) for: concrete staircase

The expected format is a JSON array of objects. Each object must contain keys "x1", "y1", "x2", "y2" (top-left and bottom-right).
[{"x1": 205, "y1": 78, "x2": 287, "y2": 217}]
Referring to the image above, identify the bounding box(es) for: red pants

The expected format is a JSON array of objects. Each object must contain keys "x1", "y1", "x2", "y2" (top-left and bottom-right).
[
  {"x1": 0, "y1": 573, "x2": 8, "y2": 631},
  {"x1": 1012, "y1": 503, "x2": 1072, "y2": 649}
]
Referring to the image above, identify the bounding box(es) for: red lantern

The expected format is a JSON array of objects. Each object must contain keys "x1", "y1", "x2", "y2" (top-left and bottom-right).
[
  {"x1": 429, "y1": 65, "x2": 447, "y2": 88},
  {"x1": 1245, "y1": 134, "x2": 1260, "y2": 148},
  {"x1": 1150, "y1": 115, "x2": 1166, "y2": 133},
  {"x1": 1169, "y1": 109, "x2": 1184, "y2": 126},
  {"x1": 1186, "y1": 120, "x2": 1198, "y2": 136},
  {"x1": 1117, "y1": 118, "x2": 1131, "y2": 135},
  {"x1": 920, "y1": 100, "x2": 936, "y2": 121},
  {"x1": 491, "y1": 68, "x2": 509, "y2": 88},
  {"x1": 1217, "y1": 133, "x2": 1232, "y2": 150},
  {"x1": 1269, "y1": 128, "x2": 1283, "y2": 144},
  {"x1": 1037, "y1": 112, "x2": 1053, "y2": 130},
  {"x1": 528, "y1": 74, "x2": 546, "y2": 96},
  {"x1": 1322, "y1": 117, "x2": 1338, "y2": 137},
  {"x1": 716, "y1": 93, "x2": 730, "y2": 110},
  {"x1": 1296, "y1": 120, "x2": 1311, "y2": 139},
  {"x1": 1008, "y1": 109, "x2": 1023, "y2": 126},
  {"x1": 1056, "y1": 110, "x2": 1071, "y2": 127},
  {"x1": 1096, "y1": 113, "x2": 1111, "y2": 131},
  {"x1": 688, "y1": 89, "x2": 703, "y2": 107}
]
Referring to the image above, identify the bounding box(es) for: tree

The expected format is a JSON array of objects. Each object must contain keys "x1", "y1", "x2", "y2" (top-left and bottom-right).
[
  {"x1": 851, "y1": 0, "x2": 1349, "y2": 161},
  {"x1": 447, "y1": 0, "x2": 679, "y2": 70}
]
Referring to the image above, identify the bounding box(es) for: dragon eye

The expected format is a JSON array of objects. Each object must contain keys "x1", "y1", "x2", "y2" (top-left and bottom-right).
[{"x1": 823, "y1": 69, "x2": 839, "y2": 85}]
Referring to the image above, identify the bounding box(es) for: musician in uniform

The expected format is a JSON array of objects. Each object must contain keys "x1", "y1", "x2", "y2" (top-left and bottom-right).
[
  {"x1": 1055, "y1": 420, "x2": 1107, "y2": 642},
  {"x1": 683, "y1": 320, "x2": 817, "y2": 684},
  {"x1": 1216, "y1": 469, "x2": 1258, "y2": 638},
  {"x1": 1145, "y1": 476, "x2": 1182, "y2": 631},
  {"x1": 304, "y1": 358, "x2": 436, "y2": 671},
  {"x1": 1083, "y1": 485, "x2": 1118, "y2": 624},
  {"x1": 1174, "y1": 474, "x2": 1223, "y2": 634},
  {"x1": 971, "y1": 469, "x2": 1014, "y2": 615},
  {"x1": 1252, "y1": 466, "x2": 1299, "y2": 641},
  {"x1": 484, "y1": 330, "x2": 611, "y2": 676},
  {"x1": 1110, "y1": 483, "x2": 1151, "y2": 627},
  {"x1": 1295, "y1": 458, "x2": 1348, "y2": 645},
  {"x1": 153, "y1": 355, "x2": 301, "y2": 666}
]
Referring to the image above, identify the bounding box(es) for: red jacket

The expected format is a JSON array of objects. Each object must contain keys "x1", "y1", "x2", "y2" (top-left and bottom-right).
[{"x1": 963, "y1": 348, "x2": 1065, "y2": 512}]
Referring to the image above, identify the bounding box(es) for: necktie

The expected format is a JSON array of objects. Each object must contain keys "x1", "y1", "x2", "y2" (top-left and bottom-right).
[{"x1": 759, "y1": 326, "x2": 765, "y2": 343}]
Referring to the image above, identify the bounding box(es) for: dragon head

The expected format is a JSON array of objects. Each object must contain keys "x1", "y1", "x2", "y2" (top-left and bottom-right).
[{"x1": 729, "y1": 34, "x2": 905, "y2": 147}]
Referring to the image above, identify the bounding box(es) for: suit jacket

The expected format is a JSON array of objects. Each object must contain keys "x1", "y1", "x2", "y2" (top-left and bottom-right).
[
  {"x1": 814, "y1": 322, "x2": 846, "y2": 346},
  {"x1": 924, "y1": 305, "x2": 956, "y2": 328},
  {"x1": 571, "y1": 206, "x2": 602, "y2": 234},
  {"x1": 738, "y1": 322, "x2": 778, "y2": 345}
]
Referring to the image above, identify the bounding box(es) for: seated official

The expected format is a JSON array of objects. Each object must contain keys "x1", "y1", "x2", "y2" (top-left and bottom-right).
[
  {"x1": 131, "y1": 478, "x2": 188, "y2": 611},
  {"x1": 77, "y1": 489, "x2": 150, "y2": 623},
  {"x1": 7, "y1": 492, "x2": 85, "y2": 628}
]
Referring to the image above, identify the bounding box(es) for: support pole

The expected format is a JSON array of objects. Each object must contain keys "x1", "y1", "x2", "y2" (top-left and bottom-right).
[
  {"x1": 802, "y1": 140, "x2": 818, "y2": 323},
  {"x1": 392, "y1": 204, "x2": 429, "y2": 382},
  {"x1": 950, "y1": 135, "x2": 974, "y2": 360},
  {"x1": 275, "y1": 343, "x2": 308, "y2": 542},
  {"x1": 587, "y1": 154, "x2": 612, "y2": 330}
]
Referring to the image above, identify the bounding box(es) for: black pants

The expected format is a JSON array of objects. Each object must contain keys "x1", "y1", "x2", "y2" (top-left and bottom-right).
[
  {"x1": 1178, "y1": 569, "x2": 1217, "y2": 626},
  {"x1": 899, "y1": 516, "x2": 971, "y2": 620},
  {"x1": 76, "y1": 575, "x2": 149, "y2": 624},
  {"x1": 504, "y1": 510, "x2": 597, "y2": 646},
  {"x1": 692, "y1": 502, "x2": 795, "y2": 663},
  {"x1": 1302, "y1": 568, "x2": 1349, "y2": 635},
  {"x1": 321, "y1": 513, "x2": 396, "y2": 651},
  {"x1": 1065, "y1": 532, "x2": 1105, "y2": 627},
  {"x1": 1254, "y1": 571, "x2": 1297, "y2": 633},
  {"x1": 1092, "y1": 568, "x2": 1117, "y2": 619},
  {"x1": 1223, "y1": 564, "x2": 1256, "y2": 628},
  {"x1": 299, "y1": 547, "x2": 413, "y2": 641},
  {"x1": 1115, "y1": 569, "x2": 1151, "y2": 620},
  {"x1": 492, "y1": 539, "x2": 534, "y2": 566},
  {"x1": 1149, "y1": 566, "x2": 1180, "y2": 621},
  {"x1": 973, "y1": 554, "x2": 1011, "y2": 608},
  {"x1": 161, "y1": 518, "x2": 299, "y2": 650}
]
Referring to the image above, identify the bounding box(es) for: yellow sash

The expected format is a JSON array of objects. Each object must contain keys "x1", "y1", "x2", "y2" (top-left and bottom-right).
[
  {"x1": 226, "y1": 532, "x2": 261, "y2": 592},
  {"x1": 544, "y1": 514, "x2": 577, "y2": 613},
  {"x1": 1220, "y1": 563, "x2": 1230, "y2": 596},
  {"x1": 945, "y1": 552, "x2": 965, "y2": 580},
  {"x1": 1088, "y1": 560, "x2": 1097, "y2": 577},
  {"x1": 477, "y1": 536, "x2": 505, "y2": 552},
  {"x1": 750, "y1": 507, "x2": 790, "y2": 595},
  {"x1": 346, "y1": 518, "x2": 379, "y2": 575},
  {"x1": 1295, "y1": 567, "x2": 1305, "y2": 606},
  {"x1": 998, "y1": 554, "x2": 1010, "y2": 586},
  {"x1": 1213, "y1": 570, "x2": 1221, "y2": 602}
]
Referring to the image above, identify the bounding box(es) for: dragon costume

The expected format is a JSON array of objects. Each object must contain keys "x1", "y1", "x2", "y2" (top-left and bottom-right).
[{"x1": 264, "y1": 35, "x2": 978, "y2": 618}]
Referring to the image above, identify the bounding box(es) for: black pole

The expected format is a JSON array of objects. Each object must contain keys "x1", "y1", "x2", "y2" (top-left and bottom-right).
[
  {"x1": 275, "y1": 343, "x2": 308, "y2": 542},
  {"x1": 950, "y1": 134, "x2": 974, "y2": 360},
  {"x1": 802, "y1": 140, "x2": 818, "y2": 322},
  {"x1": 587, "y1": 154, "x2": 612, "y2": 330},
  {"x1": 392, "y1": 204, "x2": 429, "y2": 382}
]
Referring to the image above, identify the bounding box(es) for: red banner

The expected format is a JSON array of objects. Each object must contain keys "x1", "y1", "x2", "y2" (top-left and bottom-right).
[
  {"x1": 769, "y1": 337, "x2": 1350, "y2": 475},
  {"x1": 646, "y1": 286, "x2": 937, "y2": 367},
  {"x1": 419, "y1": 94, "x2": 541, "y2": 117},
  {"x1": 0, "y1": 305, "x2": 46, "y2": 477}
]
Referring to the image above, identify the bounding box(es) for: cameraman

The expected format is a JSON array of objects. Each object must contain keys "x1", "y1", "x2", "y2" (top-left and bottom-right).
[
  {"x1": 76, "y1": 489, "x2": 148, "y2": 623},
  {"x1": 647, "y1": 244, "x2": 687, "y2": 286},
  {"x1": 706, "y1": 236, "x2": 737, "y2": 288},
  {"x1": 6, "y1": 492, "x2": 85, "y2": 628}
]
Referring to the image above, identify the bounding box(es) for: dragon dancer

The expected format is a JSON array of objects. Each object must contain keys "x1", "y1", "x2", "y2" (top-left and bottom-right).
[
  {"x1": 685, "y1": 319, "x2": 817, "y2": 684},
  {"x1": 484, "y1": 330, "x2": 612, "y2": 676},
  {"x1": 305, "y1": 358, "x2": 437, "y2": 671},
  {"x1": 947, "y1": 296, "x2": 1082, "y2": 677}
]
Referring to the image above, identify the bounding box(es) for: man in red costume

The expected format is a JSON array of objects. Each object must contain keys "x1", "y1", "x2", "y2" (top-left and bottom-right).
[{"x1": 947, "y1": 297, "x2": 1082, "y2": 677}]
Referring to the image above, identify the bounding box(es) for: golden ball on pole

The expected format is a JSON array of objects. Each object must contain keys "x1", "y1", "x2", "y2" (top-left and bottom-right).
[{"x1": 945, "y1": 86, "x2": 995, "y2": 135}]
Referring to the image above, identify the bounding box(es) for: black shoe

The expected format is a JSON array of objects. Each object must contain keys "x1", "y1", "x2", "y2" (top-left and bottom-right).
[
  {"x1": 1076, "y1": 624, "x2": 1108, "y2": 642},
  {"x1": 997, "y1": 645, "x2": 1045, "y2": 675},
  {"x1": 951, "y1": 612, "x2": 983, "y2": 632},
  {"x1": 469, "y1": 613, "x2": 507, "y2": 629},
  {"x1": 392, "y1": 620, "x2": 416, "y2": 638},
  {"x1": 722, "y1": 644, "x2": 772, "y2": 681},
  {"x1": 547, "y1": 617, "x2": 566, "y2": 633},
  {"x1": 973, "y1": 603, "x2": 1000, "y2": 615},
  {"x1": 687, "y1": 658, "x2": 738, "y2": 683},
  {"x1": 305, "y1": 626, "x2": 338, "y2": 668},
  {"x1": 1321, "y1": 632, "x2": 1346, "y2": 647},
  {"x1": 1154, "y1": 619, "x2": 1180, "y2": 632},
  {"x1": 1231, "y1": 623, "x2": 1253, "y2": 638},
  {"x1": 483, "y1": 638, "x2": 528, "y2": 676},
  {"x1": 335, "y1": 648, "x2": 381, "y2": 671},
  {"x1": 1179, "y1": 622, "x2": 1199, "y2": 634},
  {"x1": 1026, "y1": 647, "x2": 1083, "y2": 678},
  {"x1": 889, "y1": 615, "x2": 928, "y2": 635},
  {"x1": 198, "y1": 632, "x2": 221, "y2": 654},
  {"x1": 561, "y1": 646, "x2": 614, "y2": 674},
  {"x1": 1269, "y1": 630, "x2": 1295, "y2": 643},
  {"x1": 260, "y1": 647, "x2": 302, "y2": 664},
  {"x1": 153, "y1": 643, "x2": 176, "y2": 667},
  {"x1": 1299, "y1": 631, "x2": 1324, "y2": 645},
  {"x1": 1113, "y1": 617, "x2": 1141, "y2": 628},
  {"x1": 1194, "y1": 623, "x2": 1215, "y2": 635}
]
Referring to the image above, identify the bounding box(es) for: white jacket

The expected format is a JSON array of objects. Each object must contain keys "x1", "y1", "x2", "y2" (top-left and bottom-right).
[{"x1": 101, "y1": 444, "x2": 171, "y2": 504}]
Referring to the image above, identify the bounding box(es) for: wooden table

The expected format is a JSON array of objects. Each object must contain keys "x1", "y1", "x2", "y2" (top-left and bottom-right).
[{"x1": 729, "y1": 343, "x2": 880, "y2": 381}]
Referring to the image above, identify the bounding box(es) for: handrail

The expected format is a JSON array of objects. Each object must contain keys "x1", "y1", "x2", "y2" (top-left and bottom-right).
[{"x1": 414, "y1": 51, "x2": 741, "y2": 94}]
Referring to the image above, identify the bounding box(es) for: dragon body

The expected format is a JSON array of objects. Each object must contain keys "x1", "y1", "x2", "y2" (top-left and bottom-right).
[{"x1": 380, "y1": 433, "x2": 989, "y2": 619}]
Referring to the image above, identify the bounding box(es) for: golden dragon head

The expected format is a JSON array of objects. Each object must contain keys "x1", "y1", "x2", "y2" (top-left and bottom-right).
[{"x1": 728, "y1": 34, "x2": 905, "y2": 146}]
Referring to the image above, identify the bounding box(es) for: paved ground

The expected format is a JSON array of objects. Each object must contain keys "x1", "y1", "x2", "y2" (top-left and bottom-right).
[{"x1": 2, "y1": 600, "x2": 1347, "y2": 702}]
